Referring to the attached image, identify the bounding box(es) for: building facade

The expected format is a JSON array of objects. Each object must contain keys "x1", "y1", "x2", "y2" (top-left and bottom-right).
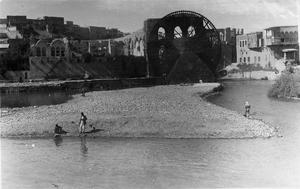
[
  {"x1": 218, "y1": 27, "x2": 244, "y2": 66},
  {"x1": 236, "y1": 25, "x2": 299, "y2": 69},
  {"x1": 29, "y1": 38, "x2": 69, "y2": 79}
]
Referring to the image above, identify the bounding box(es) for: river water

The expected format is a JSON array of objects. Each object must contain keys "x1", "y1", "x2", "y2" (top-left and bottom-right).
[{"x1": 1, "y1": 80, "x2": 300, "y2": 188}]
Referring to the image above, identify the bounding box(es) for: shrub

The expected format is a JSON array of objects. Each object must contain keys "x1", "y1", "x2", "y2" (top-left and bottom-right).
[{"x1": 268, "y1": 71, "x2": 298, "y2": 98}]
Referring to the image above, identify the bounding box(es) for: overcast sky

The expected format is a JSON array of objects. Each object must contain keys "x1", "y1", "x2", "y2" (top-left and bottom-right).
[{"x1": 0, "y1": 0, "x2": 299, "y2": 33}]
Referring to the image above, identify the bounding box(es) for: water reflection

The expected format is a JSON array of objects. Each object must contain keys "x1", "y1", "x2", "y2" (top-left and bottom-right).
[
  {"x1": 80, "y1": 136, "x2": 88, "y2": 157},
  {"x1": 53, "y1": 136, "x2": 63, "y2": 147}
]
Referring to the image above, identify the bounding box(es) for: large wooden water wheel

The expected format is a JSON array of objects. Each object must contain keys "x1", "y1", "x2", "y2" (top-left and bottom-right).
[{"x1": 147, "y1": 10, "x2": 221, "y2": 83}]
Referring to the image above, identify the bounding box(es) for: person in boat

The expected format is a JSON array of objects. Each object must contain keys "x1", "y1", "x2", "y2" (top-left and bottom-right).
[
  {"x1": 54, "y1": 124, "x2": 62, "y2": 134},
  {"x1": 79, "y1": 112, "x2": 87, "y2": 134},
  {"x1": 244, "y1": 101, "x2": 251, "y2": 118},
  {"x1": 54, "y1": 124, "x2": 68, "y2": 135}
]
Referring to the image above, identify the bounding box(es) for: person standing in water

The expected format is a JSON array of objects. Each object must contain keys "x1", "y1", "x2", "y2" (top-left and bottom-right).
[
  {"x1": 79, "y1": 112, "x2": 87, "y2": 134},
  {"x1": 244, "y1": 101, "x2": 251, "y2": 118}
]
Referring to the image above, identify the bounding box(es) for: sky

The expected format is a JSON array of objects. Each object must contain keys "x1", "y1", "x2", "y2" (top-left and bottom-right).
[{"x1": 0, "y1": 0, "x2": 299, "y2": 33}]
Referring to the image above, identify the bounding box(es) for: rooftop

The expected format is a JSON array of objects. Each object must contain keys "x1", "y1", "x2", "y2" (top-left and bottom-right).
[{"x1": 264, "y1": 25, "x2": 298, "y2": 30}]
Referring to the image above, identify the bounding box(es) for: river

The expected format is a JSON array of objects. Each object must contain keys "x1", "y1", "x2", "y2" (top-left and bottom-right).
[{"x1": 1, "y1": 80, "x2": 300, "y2": 188}]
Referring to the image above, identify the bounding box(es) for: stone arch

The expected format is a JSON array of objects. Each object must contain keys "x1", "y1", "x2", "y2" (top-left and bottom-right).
[
  {"x1": 35, "y1": 39, "x2": 48, "y2": 57},
  {"x1": 50, "y1": 39, "x2": 65, "y2": 57}
]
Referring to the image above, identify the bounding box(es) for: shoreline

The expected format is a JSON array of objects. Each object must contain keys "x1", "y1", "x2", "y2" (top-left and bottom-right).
[{"x1": 0, "y1": 83, "x2": 277, "y2": 139}]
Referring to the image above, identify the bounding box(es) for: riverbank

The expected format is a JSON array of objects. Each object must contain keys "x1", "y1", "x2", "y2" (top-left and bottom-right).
[
  {"x1": 221, "y1": 70, "x2": 280, "y2": 80},
  {"x1": 0, "y1": 77, "x2": 163, "y2": 93},
  {"x1": 0, "y1": 83, "x2": 277, "y2": 138}
]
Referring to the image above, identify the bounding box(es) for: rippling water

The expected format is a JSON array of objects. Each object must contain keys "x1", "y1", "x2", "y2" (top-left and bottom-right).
[{"x1": 1, "y1": 80, "x2": 300, "y2": 188}]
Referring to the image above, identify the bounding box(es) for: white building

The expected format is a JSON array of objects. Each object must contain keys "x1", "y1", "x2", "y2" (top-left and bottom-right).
[{"x1": 236, "y1": 26, "x2": 299, "y2": 69}]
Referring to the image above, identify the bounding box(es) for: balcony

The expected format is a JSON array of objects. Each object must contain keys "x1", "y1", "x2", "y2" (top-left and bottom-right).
[{"x1": 266, "y1": 37, "x2": 298, "y2": 46}]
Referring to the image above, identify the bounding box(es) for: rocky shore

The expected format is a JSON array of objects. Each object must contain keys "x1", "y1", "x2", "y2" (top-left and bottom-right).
[{"x1": 0, "y1": 83, "x2": 277, "y2": 138}]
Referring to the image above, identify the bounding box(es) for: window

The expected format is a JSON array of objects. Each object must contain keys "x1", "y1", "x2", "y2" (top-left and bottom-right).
[
  {"x1": 240, "y1": 41, "x2": 242, "y2": 47},
  {"x1": 254, "y1": 56, "x2": 257, "y2": 63},
  {"x1": 258, "y1": 56, "x2": 261, "y2": 62},
  {"x1": 42, "y1": 47, "x2": 46, "y2": 56},
  {"x1": 248, "y1": 57, "x2": 250, "y2": 62},
  {"x1": 56, "y1": 47, "x2": 60, "y2": 56},
  {"x1": 158, "y1": 27, "x2": 166, "y2": 40},
  {"x1": 174, "y1": 26, "x2": 182, "y2": 39},
  {"x1": 242, "y1": 41, "x2": 244, "y2": 47},
  {"x1": 244, "y1": 57, "x2": 246, "y2": 63},
  {"x1": 51, "y1": 47, "x2": 55, "y2": 56},
  {"x1": 240, "y1": 58, "x2": 242, "y2": 62},
  {"x1": 36, "y1": 47, "x2": 41, "y2": 57},
  {"x1": 245, "y1": 41, "x2": 247, "y2": 46},
  {"x1": 60, "y1": 47, "x2": 65, "y2": 57},
  {"x1": 187, "y1": 26, "x2": 196, "y2": 37}
]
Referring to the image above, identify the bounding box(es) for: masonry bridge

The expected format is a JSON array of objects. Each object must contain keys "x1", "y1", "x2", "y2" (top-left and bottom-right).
[{"x1": 143, "y1": 10, "x2": 221, "y2": 83}]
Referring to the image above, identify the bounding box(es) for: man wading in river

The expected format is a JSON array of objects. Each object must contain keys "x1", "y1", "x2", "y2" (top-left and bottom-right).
[
  {"x1": 244, "y1": 101, "x2": 251, "y2": 118},
  {"x1": 79, "y1": 112, "x2": 87, "y2": 134}
]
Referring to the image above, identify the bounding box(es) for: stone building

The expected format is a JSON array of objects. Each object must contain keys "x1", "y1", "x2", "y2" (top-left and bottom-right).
[
  {"x1": 263, "y1": 26, "x2": 299, "y2": 64},
  {"x1": 29, "y1": 38, "x2": 69, "y2": 79},
  {"x1": 0, "y1": 24, "x2": 30, "y2": 81},
  {"x1": 217, "y1": 27, "x2": 244, "y2": 66},
  {"x1": 236, "y1": 32, "x2": 268, "y2": 67},
  {"x1": 236, "y1": 25, "x2": 299, "y2": 69},
  {"x1": 43, "y1": 16, "x2": 64, "y2": 34},
  {"x1": 6, "y1": 15, "x2": 27, "y2": 30},
  {"x1": 89, "y1": 26, "x2": 106, "y2": 39}
]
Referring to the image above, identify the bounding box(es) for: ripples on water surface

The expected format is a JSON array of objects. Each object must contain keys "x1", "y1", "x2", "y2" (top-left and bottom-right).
[{"x1": 1, "y1": 80, "x2": 300, "y2": 188}]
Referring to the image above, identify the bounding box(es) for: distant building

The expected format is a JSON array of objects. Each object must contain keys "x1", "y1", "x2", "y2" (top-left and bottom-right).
[
  {"x1": 236, "y1": 33, "x2": 268, "y2": 67},
  {"x1": 218, "y1": 27, "x2": 243, "y2": 45},
  {"x1": 236, "y1": 25, "x2": 299, "y2": 69},
  {"x1": 66, "y1": 21, "x2": 73, "y2": 26},
  {"x1": 29, "y1": 38, "x2": 69, "y2": 79},
  {"x1": 217, "y1": 27, "x2": 244, "y2": 66},
  {"x1": 106, "y1": 28, "x2": 123, "y2": 38},
  {"x1": 263, "y1": 26, "x2": 298, "y2": 64},
  {"x1": 0, "y1": 18, "x2": 7, "y2": 24},
  {"x1": 7, "y1": 15, "x2": 27, "y2": 29},
  {"x1": 89, "y1": 26, "x2": 106, "y2": 39},
  {"x1": 0, "y1": 31, "x2": 9, "y2": 60},
  {"x1": 44, "y1": 16, "x2": 64, "y2": 34},
  {"x1": 0, "y1": 24, "x2": 24, "y2": 57}
]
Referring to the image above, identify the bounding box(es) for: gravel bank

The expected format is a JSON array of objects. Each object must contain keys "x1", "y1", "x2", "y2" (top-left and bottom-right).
[{"x1": 0, "y1": 83, "x2": 277, "y2": 138}]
